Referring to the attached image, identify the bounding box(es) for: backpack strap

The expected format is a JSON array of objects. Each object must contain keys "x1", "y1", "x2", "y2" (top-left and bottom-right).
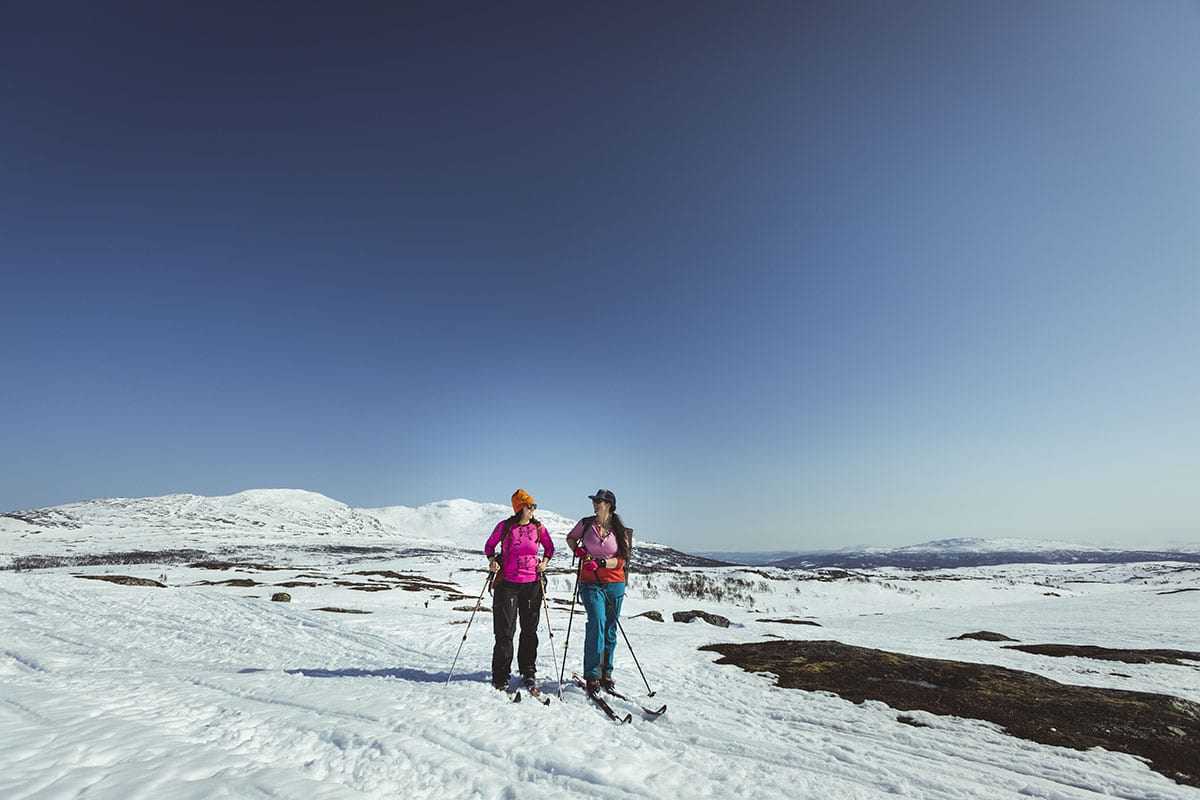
[
  {"x1": 498, "y1": 519, "x2": 515, "y2": 575},
  {"x1": 572, "y1": 516, "x2": 597, "y2": 552}
]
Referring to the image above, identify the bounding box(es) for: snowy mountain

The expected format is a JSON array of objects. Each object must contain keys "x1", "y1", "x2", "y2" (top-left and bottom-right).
[
  {"x1": 0, "y1": 489, "x2": 711, "y2": 572},
  {"x1": 364, "y1": 498, "x2": 579, "y2": 552},
  {"x1": 705, "y1": 537, "x2": 1200, "y2": 570},
  {"x1": 0, "y1": 489, "x2": 432, "y2": 569}
]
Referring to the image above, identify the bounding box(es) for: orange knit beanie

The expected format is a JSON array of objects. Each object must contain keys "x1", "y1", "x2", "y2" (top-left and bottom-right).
[{"x1": 511, "y1": 489, "x2": 535, "y2": 513}]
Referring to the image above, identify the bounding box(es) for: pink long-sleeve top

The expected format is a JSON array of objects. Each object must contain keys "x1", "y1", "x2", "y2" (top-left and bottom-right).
[
  {"x1": 566, "y1": 517, "x2": 627, "y2": 584},
  {"x1": 485, "y1": 519, "x2": 555, "y2": 583}
]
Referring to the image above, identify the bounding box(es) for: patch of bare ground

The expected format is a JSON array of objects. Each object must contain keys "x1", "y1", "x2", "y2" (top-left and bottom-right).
[
  {"x1": 188, "y1": 561, "x2": 289, "y2": 572},
  {"x1": 951, "y1": 631, "x2": 1019, "y2": 642},
  {"x1": 192, "y1": 578, "x2": 261, "y2": 587},
  {"x1": 335, "y1": 581, "x2": 394, "y2": 592},
  {"x1": 348, "y1": 571, "x2": 461, "y2": 593},
  {"x1": 758, "y1": 618, "x2": 822, "y2": 626},
  {"x1": 75, "y1": 575, "x2": 165, "y2": 587},
  {"x1": 1005, "y1": 644, "x2": 1200, "y2": 666},
  {"x1": 313, "y1": 607, "x2": 371, "y2": 614},
  {"x1": 701, "y1": 639, "x2": 1200, "y2": 789},
  {"x1": 11, "y1": 550, "x2": 207, "y2": 571}
]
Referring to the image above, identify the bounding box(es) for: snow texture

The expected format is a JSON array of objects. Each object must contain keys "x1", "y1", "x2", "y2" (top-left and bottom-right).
[{"x1": 2, "y1": 490, "x2": 1198, "y2": 799}]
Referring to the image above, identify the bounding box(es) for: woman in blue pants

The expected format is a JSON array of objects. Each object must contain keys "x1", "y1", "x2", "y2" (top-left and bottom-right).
[{"x1": 565, "y1": 488, "x2": 632, "y2": 693}]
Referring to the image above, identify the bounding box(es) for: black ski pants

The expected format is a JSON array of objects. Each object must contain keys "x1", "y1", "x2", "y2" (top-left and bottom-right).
[{"x1": 491, "y1": 578, "x2": 542, "y2": 684}]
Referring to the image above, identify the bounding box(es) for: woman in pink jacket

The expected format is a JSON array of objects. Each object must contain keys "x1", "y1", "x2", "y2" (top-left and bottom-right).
[{"x1": 484, "y1": 489, "x2": 555, "y2": 691}]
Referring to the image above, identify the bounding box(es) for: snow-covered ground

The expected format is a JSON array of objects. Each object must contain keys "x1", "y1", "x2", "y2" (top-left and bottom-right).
[{"x1": 2, "y1": 491, "x2": 1199, "y2": 799}]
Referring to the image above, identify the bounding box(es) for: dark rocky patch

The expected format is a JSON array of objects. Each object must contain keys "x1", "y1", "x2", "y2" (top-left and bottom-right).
[
  {"x1": 188, "y1": 561, "x2": 288, "y2": 572},
  {"x1": 759, "y1": 618, "x2": 822, "y2": 627},
  {"x1": 632, "y1": 611, "x2": 664, "y2": 622},
  {"x1": 951, "y1": 631, "x2": 1018, "y2": 642},
  {"x1": 701, "y1": 639, "x2": 1200, "y2": 789},
  {"x1": 193, "y1": 578, "x2": 261, "y2": 587},
  {"x1": 304, "y1": 545, "x2": 394, "y2": 556},
  {"x1": 673, "y1": 610, "x2": 730, "y2": 628},
  {"x1": 634, "y1": 546, "x2": 734, "y2": 571},
  {"x1": 1158, "y1": 588, "x2": 1200, "y2": 595},
  {"x1": 1005, "y1": 644, "x2": 1200, "y2": 666},
  {"x1": 10, "y1": 550, "x2": 208, "y2": 571},
  {"x1": 314, "y1": 607, "x2": 371, "y2": 614},
  {"x1": 274, "y1": 581, "x2": 323, "y2": 588},
  {"x1": 75, "y1": 575, "x2": 165, "y2": 587},
  {"x1": 3, "y1": 509, "x2": 82, "y2": 528},
  {"x1": 896, "y1": 714, "x2": 931, "y2": 728},
  {"x1": 271, "y1": 592, "x2": 291, "y2": 602},
  {"x1": 348, "y1": 571, "x2": 460, "y2": 593}
]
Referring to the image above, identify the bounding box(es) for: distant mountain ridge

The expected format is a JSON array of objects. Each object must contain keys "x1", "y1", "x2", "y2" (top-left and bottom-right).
[
  {"x1": 702, "y1": 537, "x2": 1200, "y2": 570},
  {"x1": 7, "y1": 493, "x2": 1194, "y2": 571}
]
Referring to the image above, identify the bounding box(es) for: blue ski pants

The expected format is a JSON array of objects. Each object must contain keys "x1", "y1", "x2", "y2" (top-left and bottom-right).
[{"x1": 579, "y1": 580, "x2": 625, "y2": 679}]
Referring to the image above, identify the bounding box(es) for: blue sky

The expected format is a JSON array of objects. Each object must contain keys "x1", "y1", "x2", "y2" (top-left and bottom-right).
[{"x1": 3, "y1": 2, "x2": 1197, "y2": 551}]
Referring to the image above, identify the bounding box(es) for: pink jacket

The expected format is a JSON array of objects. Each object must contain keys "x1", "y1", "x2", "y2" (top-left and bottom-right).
[{"x1": 485, "y1": 519, "x2": 555, "y2": 583}]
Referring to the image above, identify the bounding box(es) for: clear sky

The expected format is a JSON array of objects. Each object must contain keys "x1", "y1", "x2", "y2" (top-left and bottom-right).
[{"x1": 3, "y1": 2, "x2": 1198, "y2": 552}]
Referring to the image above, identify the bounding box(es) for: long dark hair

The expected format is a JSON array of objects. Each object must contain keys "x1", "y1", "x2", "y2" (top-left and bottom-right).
[
  {"x1": 505, "y1": 513, "x2": 542, "y2": 531},
  {"x1": 612, "y1": 513, "x2": 631, "y2": 560}
]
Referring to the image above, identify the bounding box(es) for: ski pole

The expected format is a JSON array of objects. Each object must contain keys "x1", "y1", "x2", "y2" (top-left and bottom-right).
[
  {"x1": 600, "y1": 579, "x2": 655, "y2": 697},
  {"x1": 557, "y1": 558, "x2": 583, "y2": 688},
  {"x1": 446, "y1": 571, "x2": 494, "y2": 686},
  {"x1": 538, "y1": 573, "x2": 563, "y2": 700}
]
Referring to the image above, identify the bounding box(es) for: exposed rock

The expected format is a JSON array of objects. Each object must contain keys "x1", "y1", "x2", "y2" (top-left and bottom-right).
[
  {"x1": 75, "y1": 575, "x2": 165, "y2": 587},
  {"x1": 271, "y1": 592, "x2": 291, "y2": 602},
  {"x1": 950, "y1": 631, "x2": 1018, "y2": 642},
  {"x1": 896, "y1": 714, "x2": 931, "y2": 728},
  {"x1": 673, "y1": 610, "x2": 730, "y2": 627},
  {"x1": 12, "y1": 550, "x2": 206, "y2": 571},
  {"x1": 701, "y1": 638, "x2": 1200, "y2": 789},
  {"x1": 193, "y1": 578, "x2": 260, "y2": 587},
  {"x1": 759, "y1": 617, "x2": 822, "y2": 627},
  {"x1": 349, "y1": 571, "x2": 460, "y2": 593},
  {"x1": 314, "y1": 607, "x2": 370, "y2": 614},
  {"x1": 632, "y1": 611, "x2": 664, "y2": 622},
  {"x1": 188, "y1": 561, "x2": 288, "y2": 571},
  {"x1": 1005, "y1": 643, "x2": 1200, "y2": 666}
]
